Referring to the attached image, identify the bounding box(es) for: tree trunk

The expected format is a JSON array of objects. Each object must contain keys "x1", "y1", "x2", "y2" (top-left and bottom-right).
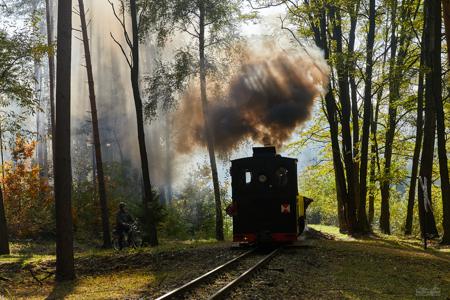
[
  {"x1": 330, "y1": 7, "x2": 357, "y2": 234},
  {"x1": 368, "y1": 10, "x2": 390, "y2": 225},
  {"x1": 309, "y1": 8, "x2": 347, "y2": 232},
  {"x1": 129, "y1": 0, "x2": 158, "y2": 246},
  {"x1": 0, "y1": 121, "x2": 4, "y2": 189},
  {"x1": 432, "y1": 0, "x2": 450, "y2": 244},
  {"x1": 31, "y1": 1, "x2": 45, "y2": 177},
  {"x1": 379, "y1": 0, "x2": 413, "y2": 234},
  {"x1": 165, "y1": 114, "x2": 172, "y2": 205},
  {"x1": 368, "y1": 97, "x2": 379, "y2": 225},
  {"x1": 55, "y1": 0, "x2": 75, "y2": 281},
  {"x1": 379, "y1": 0, "x2": 399, "y2": 235},
  {"x1": 418, "y1": 0, "x2": 439, "y2": 238},
  {"x1": 78, "y1": 0, "x2": 111, "y2": 248},
  {"x1": 348, "y1": 2, "x2": 361, "y2": 223},
  {"x1": 404, "y1": 39, "x2": 424, "y2": 235},
  {"x1": 325, "y1": 91, "x2": 348, "y2": 232},
  {"x1": 199, "y1": 1, "x2": 224, "y2": 241},
  {"x1": 358, "y1": 0, "x2": 375, "y2": 233},
  {"x1": 0, "y1": 181, "x2": 9, "y2": 254},
  {"x1": 45, "y1": 0, "x2": 56, "y2": 173},
  {"x1": 442, "y1": 0, "x2": 450, "y2": 64}
]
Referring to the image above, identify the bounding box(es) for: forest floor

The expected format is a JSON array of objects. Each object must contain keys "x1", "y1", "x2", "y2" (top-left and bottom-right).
[{"x1": 0, "y1": 225, "x2": 449, "y2": 299}]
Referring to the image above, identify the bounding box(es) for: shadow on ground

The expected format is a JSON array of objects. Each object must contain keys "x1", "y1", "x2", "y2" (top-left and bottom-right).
[{"x1": 45, "y1": 280, "x2": 77, "y2": 300}]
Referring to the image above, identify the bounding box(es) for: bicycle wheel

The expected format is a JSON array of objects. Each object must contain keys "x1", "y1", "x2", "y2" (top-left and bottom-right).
[
  {"x1": 112, "y1": 236, "x2": 120, "y2": 250},
  {"x1": 130, "y1": 232, "x2": 143, "y2": 248}
]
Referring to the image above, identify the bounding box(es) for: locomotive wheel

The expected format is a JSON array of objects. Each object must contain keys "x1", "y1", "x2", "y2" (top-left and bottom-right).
[{"x1": 298, "y1": 217, "x2": 306, "y2": 235}]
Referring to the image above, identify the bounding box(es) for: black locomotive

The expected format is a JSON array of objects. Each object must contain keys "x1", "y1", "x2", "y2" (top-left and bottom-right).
[{"x1": 227, "y1": 146, "x2": 312, "y2": 243}]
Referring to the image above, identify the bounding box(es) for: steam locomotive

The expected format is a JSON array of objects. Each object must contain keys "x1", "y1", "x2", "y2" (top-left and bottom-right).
[{"x1": 227, "y1": 146, "x2": 312, "y2": 243}]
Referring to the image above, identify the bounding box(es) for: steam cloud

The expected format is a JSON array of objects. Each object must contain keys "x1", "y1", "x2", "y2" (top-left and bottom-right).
[{"x1": 175, "y1": 47, "x2": 330, "y2": 153}]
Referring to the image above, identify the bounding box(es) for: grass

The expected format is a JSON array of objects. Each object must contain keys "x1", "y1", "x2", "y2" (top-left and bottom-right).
[
  {"x1": 306, "y1": 224, "x2": 450, "y2": 299},
  {"x1": 15, "y1": 270, "x2": 156, "y2": 300},
  {"x1": 0, "y1": 239, "x2": 232, "y2": 299},
  {"x1": 1, "y1": 227, "x2": 449, "y2": 299},
  {"x1": 0, "y1": 238, "x2": 219, "y2": 265}
]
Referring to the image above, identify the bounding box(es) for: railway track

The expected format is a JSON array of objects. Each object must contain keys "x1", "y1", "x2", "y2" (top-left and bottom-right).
[{"x1": 155, "y1": 247, "x2": 282, "y2": 300}]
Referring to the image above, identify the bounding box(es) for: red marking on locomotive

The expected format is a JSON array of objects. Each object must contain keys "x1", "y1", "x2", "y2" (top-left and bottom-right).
[{"x1": 281, "y1": 203, "x2": 290, "y2": 213}]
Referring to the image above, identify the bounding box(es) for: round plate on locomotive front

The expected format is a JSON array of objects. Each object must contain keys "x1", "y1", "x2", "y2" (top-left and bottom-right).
[{"x1": 258, "y1": 174, "x2": 267, "y2": 183}]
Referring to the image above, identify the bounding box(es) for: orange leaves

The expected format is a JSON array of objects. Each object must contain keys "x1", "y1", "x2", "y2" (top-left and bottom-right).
[
  {"x1": 1, "y1": 136, "x2": 53, "y2": 238},
  {"x1": 11, "y1": 135, "x2": 37, "y2": 162}
]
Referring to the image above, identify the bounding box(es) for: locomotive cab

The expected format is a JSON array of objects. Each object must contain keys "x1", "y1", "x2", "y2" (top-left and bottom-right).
[{"x1": 230, "y1": 146, "x2": 310, "y2": 244}]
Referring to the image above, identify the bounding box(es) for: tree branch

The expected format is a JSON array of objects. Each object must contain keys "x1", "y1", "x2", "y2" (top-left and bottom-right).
[
  {"x1": 247, "y1": 0, "x2": 287, "y2": 10},
  {"x1": 108, "y1": 0, "x2": 133, "y2": 48},
  {"x1": 110, "y1": 32, "x2": 132, "y2": 68},
  {"x1": 176, "y1": 25, "x2": 199, "y2": 39}
]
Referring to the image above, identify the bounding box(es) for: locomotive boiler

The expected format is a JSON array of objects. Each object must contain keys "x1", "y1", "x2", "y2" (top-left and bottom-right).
[{"x1": 228, "y1": 146, "x2": 312, "y2": 243}]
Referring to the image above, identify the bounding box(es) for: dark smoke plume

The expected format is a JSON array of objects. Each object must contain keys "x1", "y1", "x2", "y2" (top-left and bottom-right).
[{"x1": 175, "y1": 48, "x2": 330, "y2": 153}]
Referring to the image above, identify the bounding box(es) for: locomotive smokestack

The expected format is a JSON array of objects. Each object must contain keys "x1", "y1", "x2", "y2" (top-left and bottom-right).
[
  {"x1": 175, "y1": 45, "x2": 330, "y2": 153},
  {"x1": 253, "y1": 146, "x2": 276, "y2": 157}
]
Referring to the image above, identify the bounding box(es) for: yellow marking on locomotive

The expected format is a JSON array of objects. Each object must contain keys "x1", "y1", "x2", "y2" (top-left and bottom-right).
[{"x1": 297, "y1": 195, "x2": 305, "y2": 218}]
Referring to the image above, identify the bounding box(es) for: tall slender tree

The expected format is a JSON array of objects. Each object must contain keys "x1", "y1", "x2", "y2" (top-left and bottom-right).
[
  {"x1": 164, "y1": 114, "x2": 173, "y2": 205},
  {"x1": 286, "y1": 0, "x2": 364, "y2": 234},
  {"x1": 0, "y1": 187, "x2": 9, "y2": 254},
  {"x1": 329, "y1": 5, "x2": 358, "y2": 233},
  {"x1": 418, "y1": 0, "x2": 439, "y2": 238},
  {"x1": 379, "y1": 0, "x2": 399, "y2": 234},
  {"x1": 405, "y1": 36, "x2": 425, "y2": 235},
  {"x1": 198, "y1": 0, "x2": 224, "y2": 241},
  {"x1": 45, "y1": 0, "x2": 56, "y2": 167},
  {"x1": 77, "y1": 0, "x2": 111, "y2": 248},
  {"x1": 368, "y1": 8, "x2": 390, "y2": 225},
  {"x1": 140, "y1": 0, "x2": 241, "y2": 240},
  {"x1": 348, "y1": 1, "x2": 361, "y2": 230},
  {"x1": 443, "y1": 0, "x2": 450, "y2": 63},
  {"x1": 109, "y1": 0, "x2": 158, "y2": 246},
  {"x1": 54, "y1": 0, "x2": 75, "y2": 281},
  {"x1": 367, "y1": 94, "x2": 380, "y2": 225},
  {"x1": 358, "y1": 0, "x2": 376, "y2": 233},
  {"x1": 380, "y1": 0, "x2": 415, "y2": 234},
  {"x1": 431, "y1": 0, "x2": 450, "y2": 244}
]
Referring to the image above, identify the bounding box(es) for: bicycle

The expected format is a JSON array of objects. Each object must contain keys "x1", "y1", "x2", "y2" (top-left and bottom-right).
[{"x1": 112, "y1": 220, "x2": 143, "y2": 250}]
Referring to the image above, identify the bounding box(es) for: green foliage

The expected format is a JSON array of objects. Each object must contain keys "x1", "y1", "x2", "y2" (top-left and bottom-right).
[
  {"x1": 297, "y1": 145, "x2": 444, "y2": 236},
  {"x1": 143, "y1": 50, "x2": 194, "y2": 119},
  {"x1": 299, "y1": 160, "x2": 339, "y2": 226},
  {"x1": 140, "y1": 0, "x2": 241, "y2": 45},
  {"x1": 140, "y1": 0, "x2": 242, "y2": 120},
  {"x1": 0, "y1": 19, "x2": 49, "y2": 111},
  {"x1": 0, "y1": 111, "x2": 33, "y2": 149},
  {"x1": 72, "y1": 147, "x2": 145, "y2": 241},
  {"x1": 160, "y1": 180, "x2": 216, "y2": 239},
  {"x1": 159, "y1": 164, "x2": 232, "y2": 240},
  {"x1": 279, "y1": 0, "x2": 449, "y2": 237}
]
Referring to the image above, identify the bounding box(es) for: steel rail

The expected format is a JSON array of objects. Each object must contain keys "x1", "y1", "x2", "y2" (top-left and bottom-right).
[
  {"x1": 155, "y1": 248, "x2": 256, "y2": 300},
  {"x1": 209, "y1": 247, "x2": 281, "y2": 300}
]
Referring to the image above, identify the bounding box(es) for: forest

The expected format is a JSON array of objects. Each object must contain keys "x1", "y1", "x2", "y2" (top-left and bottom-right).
[{"x1": 0, "y1": 0, "x2": 449, "y2": 299}]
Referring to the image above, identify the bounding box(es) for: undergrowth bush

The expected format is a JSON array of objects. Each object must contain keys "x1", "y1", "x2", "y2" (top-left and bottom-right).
[{"x1": 2, "y1": 136, "x2": 53, "y2": 239}]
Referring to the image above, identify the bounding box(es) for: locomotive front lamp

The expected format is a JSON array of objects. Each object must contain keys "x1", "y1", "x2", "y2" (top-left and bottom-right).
[{"x1": 258, "y1": 174, "x2": 268, "y2": 183}]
